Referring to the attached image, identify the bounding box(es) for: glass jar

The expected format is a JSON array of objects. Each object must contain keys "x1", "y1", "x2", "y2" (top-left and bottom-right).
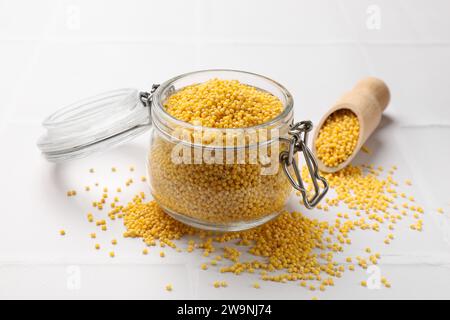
[{"x1": 38, "y1": 69, "x2": 328, "y2": 231}]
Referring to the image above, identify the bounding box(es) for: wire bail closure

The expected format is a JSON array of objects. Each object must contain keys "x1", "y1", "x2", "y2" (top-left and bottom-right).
[
  {"x1": 139, "y1": 84, "x2": 160, "y2": 108},
  {"x1": 280, "y1": 121, "x2": 329, "y2": 209}
]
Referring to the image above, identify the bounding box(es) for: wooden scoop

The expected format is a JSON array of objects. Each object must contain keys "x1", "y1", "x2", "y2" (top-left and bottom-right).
[{"x1": 312, "y1": 77, "x2": 390, "y2": 173}]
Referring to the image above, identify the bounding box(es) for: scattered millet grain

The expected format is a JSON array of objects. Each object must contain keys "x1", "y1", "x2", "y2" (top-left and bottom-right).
[
  {"x1": 59, "y1": 230, "x2": 66, "y2": 236},
  {"x1": 437, "y1": 208, "x2": 444, "y2": 214},
  {"x1": 253, "y1": 282, "x2": 261, "y2": 289},
  {"x1": 361, "y1": 146, "x2": 371, "y2": 154},
  {"x1": 142, "y1": 248, "x2": 148, "y2": 255},
  {"x1": 122, "y1": 197, "x2": 342, "y2": 283},
  {"x1": 111, "y1": 239, "x2": 117, "y2": 245},
  {"x1": 165, "y1": 284, "x2": 172, "y2": 292},
  {"x1": 109, "y1": 251, "x2": 115, "y2": 258},
  {"x1": 315, "y1": 109, "x2": 360, "y2": 168},
  {"x1": 95, "y1": 244, "x2": 100, "y2": 250},
  {"x1": 65, "y1": 152, "x2": 426, "y2": 295}
]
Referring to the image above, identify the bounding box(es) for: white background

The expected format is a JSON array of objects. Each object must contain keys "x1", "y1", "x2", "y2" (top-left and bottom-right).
[{"x1": 0, "y1": 0, "x2": 449, "y2": 299}]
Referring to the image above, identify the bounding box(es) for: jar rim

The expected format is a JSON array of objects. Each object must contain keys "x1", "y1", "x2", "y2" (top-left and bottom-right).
[{"x1": 151, "y1": 69, "x2": 294, "y2": 133}]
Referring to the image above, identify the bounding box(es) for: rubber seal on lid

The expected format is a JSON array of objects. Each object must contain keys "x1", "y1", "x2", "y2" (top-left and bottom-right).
[{"x1": 37, "y1": 88, "x2": 151, "y2": 162}]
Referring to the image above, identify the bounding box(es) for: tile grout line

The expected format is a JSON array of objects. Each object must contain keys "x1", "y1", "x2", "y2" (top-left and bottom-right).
[{"x1": 1, "y1": 37, "x2": 450, "y2": 46}]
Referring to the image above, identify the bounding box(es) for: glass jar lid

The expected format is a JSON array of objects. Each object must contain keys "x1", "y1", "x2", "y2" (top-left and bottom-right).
[{"x1": 37, "y1": 88, "x2": 153, "y2": 162}]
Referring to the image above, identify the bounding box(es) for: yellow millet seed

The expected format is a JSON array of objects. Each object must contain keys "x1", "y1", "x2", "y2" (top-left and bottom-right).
[
  {"x1": 95, "y1": 244, "x2": 100, "y2": 250},
  {"x1": 361, "y1": 145, "x2": 371, "y2": 154},
  {"x1": 315, "y1": 109, "x2": 360, "y2": 168},
  {"x1": 109, "y1": 251, "x2": 115, "y2": 258},
  {"x1": 111, "y1": 239, "x2": 117, "y2": 245},
  {"x1": 90, "y1": 233, "x2": 96, "y2": 239},
  {"x1": 59, "y1": 230, "x2": 66, "y2": 236},
  {"x1": 142, "y1": 248, "x2": 148, "y2": 255},
  {"x1": 165, "y1": 284, "x2": 172, "y2": 292},
  {"x1": 160, "y1": 251, "x2": 165, "y2": 258},
  {"x1": 253, "y1": 282, "x2": 261, "y2": 289}
]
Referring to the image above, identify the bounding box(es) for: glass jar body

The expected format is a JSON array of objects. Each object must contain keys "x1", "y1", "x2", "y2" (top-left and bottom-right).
[{"x1": 147, "y1": 70, "x2": 295, "y2": 231}]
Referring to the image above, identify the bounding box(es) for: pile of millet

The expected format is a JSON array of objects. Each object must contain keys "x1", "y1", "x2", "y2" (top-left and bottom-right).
[
  {"x1": 315, "y1": 109, "x2": 360, "y2": 168},
  {"x1": 163, "y1": 79, "x2": 283, "y2": 128},
  {"x1": 149, "y1": 79, "x2": 291, "y2": 225}
]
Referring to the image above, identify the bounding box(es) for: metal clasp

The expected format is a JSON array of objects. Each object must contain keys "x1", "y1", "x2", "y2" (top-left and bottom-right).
[
  {"x1": 139, "y1": 84, "x2": 160, "y2": 108},
  {"x1": 280, "y1": 121, "x2": 329, "y2": 209}
]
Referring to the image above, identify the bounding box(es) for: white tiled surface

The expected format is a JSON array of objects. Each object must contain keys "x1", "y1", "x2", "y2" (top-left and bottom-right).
[{"x1": 0, "y1": 0, "x2": 449, "y2": 299}]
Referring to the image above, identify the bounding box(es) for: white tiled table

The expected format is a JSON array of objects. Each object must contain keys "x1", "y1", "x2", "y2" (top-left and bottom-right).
[{"x1": 0, "y1": 0, "x2": 449, "y2": 299}]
